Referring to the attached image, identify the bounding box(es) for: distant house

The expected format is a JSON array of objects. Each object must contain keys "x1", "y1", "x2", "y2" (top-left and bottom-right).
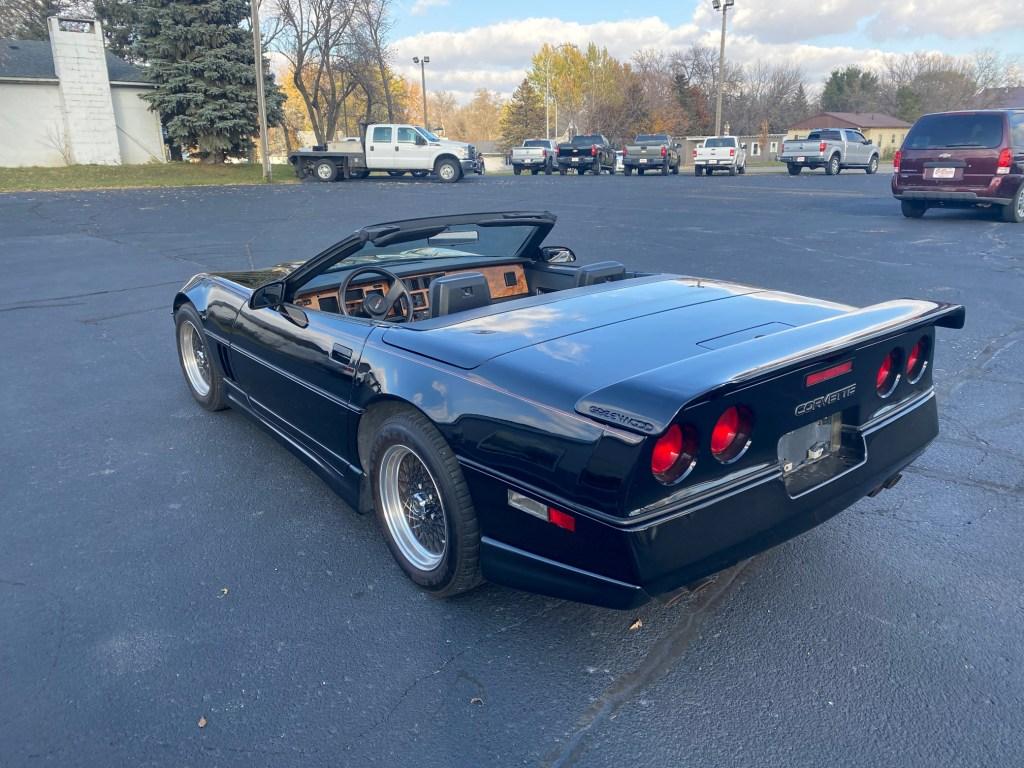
[
  {"x1": 970, "y1": 87, "x2": 1024, "y2": 109},
  {"x1": 0, "y1": 17, "x2": 164, "y2": 167},
  {"x1": 787, "y1": 112, "x2": 912, "y2": 152}
]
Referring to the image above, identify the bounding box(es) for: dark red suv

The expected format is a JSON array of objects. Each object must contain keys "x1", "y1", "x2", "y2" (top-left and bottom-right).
[{"x1": 892, "y1": 109, "x2": 1024, "y2": 222}]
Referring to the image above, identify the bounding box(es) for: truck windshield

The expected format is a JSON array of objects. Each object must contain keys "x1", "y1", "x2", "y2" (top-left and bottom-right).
[
  {"x1": 324, "y1": 224, "x2": 538, "y2": 272},
  {"x1": 703, "y1": 138, "x2": 736, "y2": 148},
  {"x1": 904, "y1": 113, "x2": 1005, "y2": 149},
  {"x1": 415, "y1": 127, "x2": 440, "y2": 142},
  {"x1": 524, "y1": 140, "x2": 549, "y2": 148},
  {"x1": 635, "y1": 135, "x2": 668, "y2": 143}
]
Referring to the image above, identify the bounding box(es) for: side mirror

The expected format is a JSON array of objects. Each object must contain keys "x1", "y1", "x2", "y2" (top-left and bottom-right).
[
  {"x1": 540, "y1": 246, "x2": 576, "y2": 263},
  {"x1": 250, "y1": 280, "x2": 286, "y2": 310}
]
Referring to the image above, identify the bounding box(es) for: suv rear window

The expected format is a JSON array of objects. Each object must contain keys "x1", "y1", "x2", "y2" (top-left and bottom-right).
[{"x1": 905, "y1": 113, "x2": 1005, "y2": 150}]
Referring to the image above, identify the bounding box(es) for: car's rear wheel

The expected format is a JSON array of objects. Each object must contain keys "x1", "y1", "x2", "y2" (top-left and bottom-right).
[
  {"x1": 387, "y1": 170, "x2": 406, "y2": 178},
  {"x1": 625, "y1": 166, "x2": 633, "y2": 176},
  {"x1": 694, "y1": 166, "x2": 701, "y2": 177},
  {"x1": 901, "y1": 200, "x2": 928, "y2": 219},
  {"x1": 314, "y1": 159, "x2": 337, "y2": 182},
  {"x1": 513, "y1": 165, "x2": 522, "y2": 176},
  {"x1": 661, "y1": 162, "x2": 669, "y2": 176},
  {"x1": 787, "y1": 163, "x2": 801, "y2": 175},
  {"x1": 671, "y1": 163, "x2": 679, "y2": 175},
  {"x1": 370, "y1": 408, "x2": 481, "y2": 597},
  {"x1": 175, "y1": 303, "x2": 227, "y2": 411},
  {"x1": 1001, "y1": 185, "x2": 1024, "y2": 223},
  {"x1": 592, "y1": 162, "x2": 601, "y2": 175},
  {"x1": 704, "y1": 167, "x2": 713, "y2": 176},
  {"x1": 826, "y1": 154, "x2": 840, "y2": 175},
  {"x1": 866, "y1": 155, "x2": 879, "y2": 174}
]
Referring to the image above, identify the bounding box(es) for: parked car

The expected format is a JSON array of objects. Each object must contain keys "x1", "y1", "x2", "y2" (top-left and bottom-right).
[
  {"x1": 288, "y1": 124, "x2": 478, "y2": 183},
  {"x1": 693, "y1": 136, "x2": 747, "y2": 176},
  {"x1": 173, "y1": 210, "x2": 964, "y2": 608},
  {"x1": 892, "y1": 109, "x2": 1024, "y2": 223},
  {"x1": 622, "y1": 133, "x2": 681, "y2": 176},
  {"x1": 556, "y1": 134, "x2": 616, "y2": 175},
  {"x1": 511, "y1": 139, "x2": 557, "y2": 175},
  {"x1": 779, "y1": 128, "x2": 880, "y2": 176}
]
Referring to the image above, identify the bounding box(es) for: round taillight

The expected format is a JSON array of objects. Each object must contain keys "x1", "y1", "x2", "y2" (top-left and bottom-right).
[
  {"x1": 905, "y1": 336, "x2": 929, "y2": 383},
  {"x1": 876, "y1": 349, "x2": 901, "y2": 397},
  {"x1": 711, "y1": 406, "x2": 754, "y2": 464},
  {"x1": 651, "y1": 424, "x2": 698, "y2": 484}
]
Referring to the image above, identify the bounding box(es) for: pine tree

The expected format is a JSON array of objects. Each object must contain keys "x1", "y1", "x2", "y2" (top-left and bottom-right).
[
  {"x1": 135, "y1": 0, "x2": 284, "y2": 162},
  {"x1": 499, "y1": 78, "x2": 545, "y2": 151},
  {"x1": 94, "y1": 0, "x2": 142, "y2": 62},
  {"x1": 790, "y1": 83, "x2": 810, "y2": 122}
]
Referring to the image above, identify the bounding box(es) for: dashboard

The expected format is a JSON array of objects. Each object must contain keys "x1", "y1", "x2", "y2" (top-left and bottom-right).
[{"x1": 293, "y1": 263, "x2": 528, "y2": 321}]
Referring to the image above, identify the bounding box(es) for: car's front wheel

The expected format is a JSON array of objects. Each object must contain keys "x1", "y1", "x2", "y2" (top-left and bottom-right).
[
  {"x1": 436, "y1": 158, "x2": 461, "y2": 183},
  {"x1": 370, "y1": 408, "x2": 481, "y2": 596},
  {"x1": 866, "y1": 155, "x2": 879, "y2": 174},
  {"x1": 1001, "y1": 185, "x2": 1024, "y2": 223},
  {"x1": 175, "y1": 303, "x2": 227, "y2": 411}
]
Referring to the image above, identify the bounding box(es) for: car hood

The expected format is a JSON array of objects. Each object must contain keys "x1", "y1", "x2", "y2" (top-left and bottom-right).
[{"x1": 382, "y1": 276, "x2": 851, "y2": 376}]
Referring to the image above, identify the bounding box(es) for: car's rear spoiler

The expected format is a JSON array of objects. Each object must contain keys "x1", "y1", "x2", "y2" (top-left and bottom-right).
[{"x1": 576, "y1": 300, "x2": 966, "y2": 435}]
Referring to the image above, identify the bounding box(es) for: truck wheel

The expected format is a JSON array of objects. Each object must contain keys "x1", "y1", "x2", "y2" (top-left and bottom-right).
[
  {"x1": 787, "y1": 163, "x2": 801, "y2": 176},
  {"x1": 531, "y1": 168, "x2": 540, "y2": 176},
  {"x1": 1000, "y1": 185, "x2": 1024, "y2": 223},
  {"x1": 436, "y1": 158, "x2": 461, "y2": 183},
  {"x1": 411, "y1": 170, "x2": 429, "y2": 178},
  {"x1": 901, "y1": 200, "x2": 928, "y2": 219},
  {"x1": 608, "y1": 162, "x2": 615, "y2": 175},
  {"x1": 694, "y1": 166, "x2": 701, "y2": 177},
  {"x1": 314, "y1": 160, "x2": 338, "y2": 183},
  {"x1": 728, "y1": 165, "x2": 737, "y2": 177},
  {"x1": 387, "y1": 170, "x2": 406, "y2": 178},
  {"x1": 704, "y1": 167, "x2": 713, "y2": 176},
  {"x1": 671, "y1": 163, "x2": 679, "y2": 175},
  {"x1": 513, "y1": 166, "x2": 522, "y2": 176},
  {"x1": 825, "y1": 154, "x2": 840, "y2": 176},
  {"x1": 866, "y1": 156, "x2": 879, "y2": 175},
  {"x1": 625, "y1": 166, "x2": 633, "y2": 176},
  {"x1": 738, "y1": 164, "x2": 746, "y2": 175},
  {"x1": 592, "y1": 162, "x2": 601, "y2": 176},
  {"x1": 661, "y1": 162, "x2": 669, "y2": 176},
  {"x1": 638, "y1": 168, "x2": 645, "y2": 176}
]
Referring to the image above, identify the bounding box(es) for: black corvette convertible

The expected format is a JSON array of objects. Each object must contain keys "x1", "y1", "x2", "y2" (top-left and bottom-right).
[{"x1": 173, "y1": 211, "x2": 964, "y2": 609}]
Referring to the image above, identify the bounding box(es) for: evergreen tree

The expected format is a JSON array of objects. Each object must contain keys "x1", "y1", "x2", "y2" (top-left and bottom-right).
[
  {"x1": 821, "y1": 66, "x2": 882, "y2": 113},
  {"x1": 499, "y1": 78, "x2": 545, "y2": 150},
  {"x1": 94, "y1": 0, "x2": 143, "y2": 62},
  {"x1": 135, "y1": 0, "x2": 284, "y2": 162},
  {"x1": 790, "y1": 83, "x2": 810, "y2": 122}
]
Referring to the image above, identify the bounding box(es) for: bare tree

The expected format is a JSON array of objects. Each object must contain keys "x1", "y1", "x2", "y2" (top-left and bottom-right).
[{"x1": 352, "y1": 0, "x2": 394, "y2": 121}]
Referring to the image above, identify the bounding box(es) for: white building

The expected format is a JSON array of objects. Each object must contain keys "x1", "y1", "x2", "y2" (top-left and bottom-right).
[{"x1": 0, "y1": 17, "x2": 165, "y2": 167}]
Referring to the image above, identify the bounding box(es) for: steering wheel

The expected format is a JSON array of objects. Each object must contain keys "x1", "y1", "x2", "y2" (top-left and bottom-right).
[{"x1": 339, "y1": 266, "x2": 414, "y2": 322}]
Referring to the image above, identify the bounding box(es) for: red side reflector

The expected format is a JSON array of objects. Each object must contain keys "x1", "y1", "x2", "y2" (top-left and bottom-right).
[
  {"x1": 547, "y1": 507, "x2": 575, "y2": 532},
  {"x1": 805, "y1": 360, "x2": 853, "y2": 387}
]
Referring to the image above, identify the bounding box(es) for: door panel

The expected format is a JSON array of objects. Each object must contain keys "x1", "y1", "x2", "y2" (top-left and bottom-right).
[
  {"x1": 395, "y1": 126, "x2": 431, "y2": 170},
  {"x1": 230, "y1": 304, "x2": 372, "y2": 473},
  {"x1": 367, "y1": 126, "x2": 394, "y2": 170}
]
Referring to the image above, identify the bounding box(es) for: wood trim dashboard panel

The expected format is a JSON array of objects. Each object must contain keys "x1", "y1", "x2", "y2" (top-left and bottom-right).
[{"x1": 294, "y1": 264, "x2": 527, "y2": 318}]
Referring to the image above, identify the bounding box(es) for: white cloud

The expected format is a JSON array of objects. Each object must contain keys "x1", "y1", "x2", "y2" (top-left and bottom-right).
[{"x1": 410, "y1": 0, "x2": 449, "y2": 16}]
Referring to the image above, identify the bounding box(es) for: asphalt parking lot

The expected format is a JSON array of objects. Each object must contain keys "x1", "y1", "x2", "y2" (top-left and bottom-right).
[{"x1": 1, "y1": 170, "x2": 1022, "y2": 767}]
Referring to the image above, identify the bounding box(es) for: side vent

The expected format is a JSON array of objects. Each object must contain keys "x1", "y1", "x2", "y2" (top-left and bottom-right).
[{"x1": 217, "y1": 344, "x2": 235, "y2": 380}]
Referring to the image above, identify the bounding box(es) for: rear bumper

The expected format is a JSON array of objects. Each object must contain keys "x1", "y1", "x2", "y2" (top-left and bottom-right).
[
  {"x1": 557, "y1": 157, "x2": 598, "y2": 168},
  {"x1": 892, "y1": 173, "x2": 1021, "y2": 204},
  {"x1": 512, "y1": 157, "x2": 548, "y2": 165},
  {"x1": 779, "y1": 155, "x2": 825, "y2": 165},
  {"x1": 469, "y1": 391, "x2": 939, "y2": 609},
  {"x1": 893, "y1": 190, "x2": 1013, "y2": 205},
  {"x1": 624, "y1": 158, "x2": 669, "y2": 168}
]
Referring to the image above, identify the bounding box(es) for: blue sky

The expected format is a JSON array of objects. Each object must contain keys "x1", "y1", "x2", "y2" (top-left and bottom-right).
[{"x1": 389, "y1": 0, "x2": 1024, "y2": 101}]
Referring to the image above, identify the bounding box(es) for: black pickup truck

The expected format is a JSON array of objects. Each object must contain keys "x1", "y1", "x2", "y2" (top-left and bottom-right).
[{"x1": 556, "y1": 134, "x2": 616, "y2": 175}]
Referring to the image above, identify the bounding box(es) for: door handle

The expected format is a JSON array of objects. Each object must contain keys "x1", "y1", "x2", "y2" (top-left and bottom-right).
[
  {"x1": 369, "y1": 145, "x2": 374, "y2": 151},
  {"x1": 395, "y1": 146, "x2": 400, "y2": 151},
  {"x1": 331, "y1": 344, "x2": 353, "y2": 365}
]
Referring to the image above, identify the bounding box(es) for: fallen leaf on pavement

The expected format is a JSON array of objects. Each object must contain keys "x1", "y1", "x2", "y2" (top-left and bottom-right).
[
  {"x1": 198, "y1": 716, "x2": 207, "y2": 728},
  {"x1": 628, "y1": 618, "x2": 643, "y2": 631},
  {"x1": 218, "y1": 588, "x2": 229, "y2": 599},
  {"x1": 470, "y1": 697, "x2": 484, "y2": 706}
]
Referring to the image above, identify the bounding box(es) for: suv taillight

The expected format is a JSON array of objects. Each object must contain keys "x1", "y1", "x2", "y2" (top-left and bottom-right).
[
  {"x1": 998, "y1": 147, "x2": 1012, "y2": 174},
  {"x1": 893, "y1": 149, "x2": 901, "y2": 173}
]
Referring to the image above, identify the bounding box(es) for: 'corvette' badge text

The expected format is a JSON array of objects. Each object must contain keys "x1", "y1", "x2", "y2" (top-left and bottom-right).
[{"x1": 795, "y1": 383, "x2": 857, "y2": 416}]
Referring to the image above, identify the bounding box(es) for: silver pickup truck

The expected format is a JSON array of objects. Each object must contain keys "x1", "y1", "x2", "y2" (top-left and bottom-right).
[
  {"x1": 779, "y1": 128, "x2": 881, "y2": 176},
  {"x1": 511, "y1": 139, "x2": 557, "y2": 175}
]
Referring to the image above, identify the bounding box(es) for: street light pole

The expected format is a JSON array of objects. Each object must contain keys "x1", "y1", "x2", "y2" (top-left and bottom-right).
[
  {"x1": 712, "y1": 0, "x2": 734, "y2": 137},
  {"x1": 413, "y1": 56, "x2": 430, "y2": 128},
  {"x1": 250, "y1": 0, "x2": 271, "y2": 181}
]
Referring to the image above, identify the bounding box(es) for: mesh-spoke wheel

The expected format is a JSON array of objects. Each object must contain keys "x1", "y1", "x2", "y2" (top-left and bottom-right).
[
  {"x1": 179, "y1": 319, "x2": 211, "y2": 397},
  {"x1": 379, "y1": 444, "x2": 447, "y2": 571}
]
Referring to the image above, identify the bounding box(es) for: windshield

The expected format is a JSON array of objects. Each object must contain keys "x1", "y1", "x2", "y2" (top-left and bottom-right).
[
  {"x1": 703, "y1": 137, "x2": 736, "y2": 148},
  {"x1": 635, "y1": 134, "x2": 669, "y2": 143},
  {"x1": 415, "y1": 127, "x2": 441, "y2": 142},
  {"x1": 524, "y1": 140, "x2": 549, "y2": 148},
  {"x1": 905, "y1": 113, "x2": 1005, "y2": 149},
  {"x1": 325, "y1": 223, "x2": 538, "y2": 273}
]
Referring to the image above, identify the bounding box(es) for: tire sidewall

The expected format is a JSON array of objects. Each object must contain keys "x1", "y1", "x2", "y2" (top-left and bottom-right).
[
  {"x1": 315, "y1": 160, "x2": 337, "y2": 182},
  {"x1": 174, "y1": 304, "x2": 225, "y2": 410}
]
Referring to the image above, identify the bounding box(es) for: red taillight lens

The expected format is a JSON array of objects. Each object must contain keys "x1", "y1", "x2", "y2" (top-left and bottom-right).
[
  {"x1": 905, "y1": 336, "x2": 929, "y2": 383},
  {"x1": 547, "y1": 507, "x2": 575, "y2": 532},
  {"x1": 661, "y1": 146, "x2": 667, "y2": 157},
  {"x1": 729, "y1": 148, "x2": 735, "y2": 157},
  {"x1": 591, "y1": 144, "x2": 597, "y2": 156},
  {"x1": 819, "y1": 141, "x2": 826, "y2": 153},
  {"x1": 711, "y1": 406, "x2": 753, "y2": 463},
  {"x1": 622, "y1": 146, "x2": 628, "y2": 156},
  {"x1": 893, "y1": 149, "x2": 901, "y2": 172},
  {"x1": 692, "y1": 149, "x2": 697, "y2": 159},
  {"x1": 651, "y1": 424, "x2": 698, "y2": 484},
  {"x1": 998, "y1": 147, "x2": 1012, "y2": 168},
  {"x1": 876, "y1": 349, "x2": 900, "y2": 397}
]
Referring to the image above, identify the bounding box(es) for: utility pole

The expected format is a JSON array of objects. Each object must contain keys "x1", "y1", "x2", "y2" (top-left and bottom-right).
[
  {"x1": 545, "y1": 58, "x2": 550, "y2": 140},
  {"x1": 250, "y1": 0, "x2": 271, "y2": 182},
  {"x1": 413, "y1": 56, "x2": 430, "y2": 128},
  {"x1": 712, "y1": 0, "x2": 734, "y2": 137}
]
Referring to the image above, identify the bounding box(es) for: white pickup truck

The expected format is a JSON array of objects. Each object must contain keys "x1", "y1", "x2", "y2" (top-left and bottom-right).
[
  {"x1": 693, "y1": 136, "x2": 747, "y2": 176},
  {"x1": 288, "y1": 123, "x2": 479, "y2": 183},
  {"x1": 778, "y1": 128, "x2": 880, "y2": 175},
  {"x1": 510, "y1": 139, "x2": 557, "y2": 175}
]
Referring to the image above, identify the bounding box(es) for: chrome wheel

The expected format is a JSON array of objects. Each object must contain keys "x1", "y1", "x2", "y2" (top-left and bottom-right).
[
  {"x1": 178, "y1": 319, "x2": 211, "y2": 397},
  {"x1": 379, "y1": 444, "x2": 447, "y2": 571},
  {"x1": 438, "y1": 162, "x2": 457, "y2": 181},
  {"x1": 315, "y1": 161, "x2": 334, "y2": 181}
]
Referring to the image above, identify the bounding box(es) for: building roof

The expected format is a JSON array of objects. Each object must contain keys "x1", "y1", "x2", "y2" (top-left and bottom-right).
[
  {"x1": 970, "y1": 87, "x2": 1024, "y2": 109},
  {"x1": 0, "y1": 38, "x2": 148, "y2": 83},
  {"x1": 788, "y1": 112, "x2": 912, "y2": 131}
]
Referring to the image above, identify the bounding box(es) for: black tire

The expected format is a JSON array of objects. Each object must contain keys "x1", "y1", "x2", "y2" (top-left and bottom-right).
[
  {"x1": 174, "y1": 303, "x2": 227, "y2": 411},
  {"x1": 513, "y1": 165, "x2": 522, "y2": 176},
  {"x1": 728, "y1": 165, "x2": 737, "y2": 177},
  {"x1": 737, "y1": 164, "x2": 746, "y2": 175},
  {"x1": 411, "y1": 170, "x2": 429, "y2": 178},
  {"x1": 559, "y1": 168, "x2": 567, "y2": 176},
  {"x1": 578, "y1": 167, "x2": 586, "y2": 175},
  {"x1": 638, "y1": 168, "x2": 645, "y2": 176},
  {"x1": 1001, "y1": 185, "x2": 1024, "y2": 223},
  {"x1": 313, "y1": 159, "x2": 337, "y2": 183},
  {"x1": 592, "y1": 161, "x2": 601, "y2": 175},
  {"x1": 694, "y1": 166, "x2": 701, "y2": 177},
  {"x1": 671, "y1": 163, "x2": 679, "y2": 175},
  {"x1": 866, "y1": 155, "x2": 879, "y2": 175},
  {"x1": 625, "y1": 166, "x2": 633, "y2": 176},
  {"x1": 901, "y1": 200, "x2": 927, "y2": 219},
  {"x1": 704, "y1": 167, "x2": 713, "y2": 176},
  {"x1": 661, "y1": 162, "x2": 669, "y2": 176},
  {"x1": 531, "y1": 168, "x2": 540, "y2": 176},
  {"x1": 387, "y1": 170, "x2": 406, "y2": 178},
  {"x1": 787, "y1": 163, "x2": 801, "y2": 176},
  {"x1": 435, "y1": 158, "x2": 461, "y2": 183},
  {"x1": 352, "y1": 170, "x2": 370, "y2": 179},
  {"x1": 825, "y1": 154, "x2": 840, "y2": 176},
  {"x1": 369, "y1": 407, "x2": 482, "y2": 597}
]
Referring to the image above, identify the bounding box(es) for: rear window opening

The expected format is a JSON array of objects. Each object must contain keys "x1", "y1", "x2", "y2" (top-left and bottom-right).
[
  {"x1": 704, "y1": 137, "x2": 737, "y2": 148},
  {"x1": 905, "y1": 113, "x2": 1005, "y2": 150}
]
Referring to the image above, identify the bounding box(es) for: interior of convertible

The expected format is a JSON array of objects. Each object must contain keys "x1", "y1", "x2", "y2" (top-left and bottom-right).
[{"x1": 288, "y1": 217, "x2": 638, "y2": 324}]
